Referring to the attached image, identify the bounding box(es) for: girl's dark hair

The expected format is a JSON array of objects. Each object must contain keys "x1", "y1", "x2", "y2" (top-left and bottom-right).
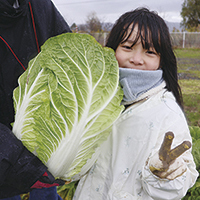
[{"x1": 106, "y1": 7, "x2": 183, "y2": 109}]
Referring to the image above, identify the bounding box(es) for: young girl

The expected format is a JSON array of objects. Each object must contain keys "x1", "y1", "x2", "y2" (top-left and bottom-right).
[{"x1": 73, "y1": 7, "x2": 198, "y2": 200}]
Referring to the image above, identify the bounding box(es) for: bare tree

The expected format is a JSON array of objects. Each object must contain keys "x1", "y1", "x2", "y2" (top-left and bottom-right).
[
  {"x1": 85, "y1": 12, "x2": 102, "y2": 34},
  {"x1": 77, "y1": 12, "x2": 113, "y2": 45}
]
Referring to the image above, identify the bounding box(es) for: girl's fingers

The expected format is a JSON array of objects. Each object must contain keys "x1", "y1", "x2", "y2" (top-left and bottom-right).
[
  {"x1": 159, "y1": 132, "x2": 174, "y2": 161},
  {"x1": 167, "y1": 141, "x2": 191, "y2": 163}
]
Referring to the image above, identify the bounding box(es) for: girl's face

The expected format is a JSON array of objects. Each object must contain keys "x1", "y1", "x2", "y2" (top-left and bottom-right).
[{"x1": 115, "y1": 24, "x2": 160, "y2": 70}]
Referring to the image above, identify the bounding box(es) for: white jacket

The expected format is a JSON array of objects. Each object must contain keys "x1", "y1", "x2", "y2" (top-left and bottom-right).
[{"x1": 73, "y1": 82, "x2": 198, "y2": 200}]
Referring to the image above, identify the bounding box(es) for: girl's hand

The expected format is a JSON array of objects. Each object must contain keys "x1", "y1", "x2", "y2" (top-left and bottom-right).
[{"x1": 148, "y1": 132, "x2": 191, "y2": 180}]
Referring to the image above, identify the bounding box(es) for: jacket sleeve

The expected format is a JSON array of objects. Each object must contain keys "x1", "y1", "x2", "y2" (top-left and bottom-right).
[
  {"x1": 30, "y1": 0, "x2": 71, "y2": 47},
  {"x1": 141, "y1": 110, "x2": 199, "y2": 200},
  {"x1": 0, "y1": 123, "x2": 47, "y2": 198}
]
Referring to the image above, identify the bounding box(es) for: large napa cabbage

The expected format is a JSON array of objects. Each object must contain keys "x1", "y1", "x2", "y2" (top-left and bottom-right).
[{"x1": 12, "y1": 33, "x2": 124, "y2": 181}]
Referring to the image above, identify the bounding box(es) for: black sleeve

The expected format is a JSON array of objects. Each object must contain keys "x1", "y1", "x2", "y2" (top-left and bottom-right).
[
  {"x1": 29, "y1": 0, "x2": 72, "y2": 47},
  {"x1": 0, "y1": 123, "x2": 47, "y2": 198}
]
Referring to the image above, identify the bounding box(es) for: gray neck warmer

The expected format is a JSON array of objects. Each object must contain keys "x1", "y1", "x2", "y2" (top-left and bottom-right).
[{"x1": 119, "y1": 68, "x2": 163, "y2": 105}]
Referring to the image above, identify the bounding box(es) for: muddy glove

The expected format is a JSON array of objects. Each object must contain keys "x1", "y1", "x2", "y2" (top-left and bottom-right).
[
  {"x1": 0, "y1": 123, "x2": 64, "y2": 198},
  {"x1": 148, "y1": 132, "x2": 191, "y2": 180}
]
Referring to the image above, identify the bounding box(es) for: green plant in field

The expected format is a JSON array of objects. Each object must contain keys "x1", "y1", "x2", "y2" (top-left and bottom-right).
[
  {"x1": 179, "y1": 80, "x2": 200, "y2": 126},
  {"x1": 177, "y1": 49, "x2": 200, "y2": 199},
  {"x1": 179, "y1": 79, "x2": 200, "y2": 126},
  {"x1": 182, "y1": 126, "x2": 200, "y2": 200}
]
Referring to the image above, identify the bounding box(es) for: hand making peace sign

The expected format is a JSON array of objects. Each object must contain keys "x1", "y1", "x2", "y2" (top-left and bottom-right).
[{"x1": 148, "y1": 132, "x2": 191, "y2": 180}]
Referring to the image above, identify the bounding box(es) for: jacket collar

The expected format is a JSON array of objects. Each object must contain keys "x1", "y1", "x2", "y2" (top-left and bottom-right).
[
  {"x1": 124, "y1": 81, "x2": 166, "y2": 110},
  {"x1": 0, "y1": 0, "x2": 29, "y2": 27}
]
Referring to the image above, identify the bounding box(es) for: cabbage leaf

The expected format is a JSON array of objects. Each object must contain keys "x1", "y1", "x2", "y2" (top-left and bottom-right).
[{"x1": 12, "y1": 33, "x2": 124, "y2": 181}]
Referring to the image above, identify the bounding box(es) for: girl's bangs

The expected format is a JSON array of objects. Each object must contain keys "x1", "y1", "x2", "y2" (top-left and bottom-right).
[
  {"x1": 121, "y1": 21, "x2": 161, "y2": 53},
  {"x1": 121, "y1": 22, "x2": 140, "y2": 46}
]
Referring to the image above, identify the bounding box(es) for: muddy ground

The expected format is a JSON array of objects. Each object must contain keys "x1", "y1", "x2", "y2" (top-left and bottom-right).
[{"x1": 177, "y1": 57, "x2": 200, "y2": 80}]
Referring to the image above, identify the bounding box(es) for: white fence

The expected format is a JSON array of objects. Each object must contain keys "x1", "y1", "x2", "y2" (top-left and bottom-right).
[
  {"x1": 170, "y1": 32, "x2": 200, "y2": 48},
  {"x1": 91, "y1": 32, "x2": 200, "y2": 48}
]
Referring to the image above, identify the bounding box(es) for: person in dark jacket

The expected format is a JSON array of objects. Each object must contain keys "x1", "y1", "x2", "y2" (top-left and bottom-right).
[{"x1": 0, "y1": 0, "x2": 71, "y2": 199}]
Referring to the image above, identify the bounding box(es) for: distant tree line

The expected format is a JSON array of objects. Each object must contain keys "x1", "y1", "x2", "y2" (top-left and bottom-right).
[
  {"x1": 70, "y1": 1, "x2": 200, "y2": 36},
  {"x1": 70, "y1": 12, "x2": 113, "y2": 45},
  {"x1": 70, "y1": 12, "x2": 112, "y2": 33},
  {"x1": 181, "y1": 0, "x2": 200, "y2": 31}
]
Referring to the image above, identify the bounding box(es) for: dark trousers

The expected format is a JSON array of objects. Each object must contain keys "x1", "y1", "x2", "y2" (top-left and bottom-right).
[{"x1": 1, "y1": 187, "x2": 62, "y2": 200}]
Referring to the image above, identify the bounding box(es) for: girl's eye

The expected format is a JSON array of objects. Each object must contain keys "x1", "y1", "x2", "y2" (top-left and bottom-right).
[
  {"x1": 122, "y1": 45, "x2": 132, "y2": 50},
  {"x1": 146, "y1": 50, "x2": 156, "y2": 55}
]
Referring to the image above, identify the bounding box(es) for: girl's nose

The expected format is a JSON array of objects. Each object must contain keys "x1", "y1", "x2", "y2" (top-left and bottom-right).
[{"x1": 129, "y1": 52, "x2": 144, "y2": 65}]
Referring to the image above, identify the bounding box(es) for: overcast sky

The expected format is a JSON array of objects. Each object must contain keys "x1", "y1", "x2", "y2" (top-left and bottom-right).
[{"x1": 51, "y1": 0, "x2": 184, "y2": 26}]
